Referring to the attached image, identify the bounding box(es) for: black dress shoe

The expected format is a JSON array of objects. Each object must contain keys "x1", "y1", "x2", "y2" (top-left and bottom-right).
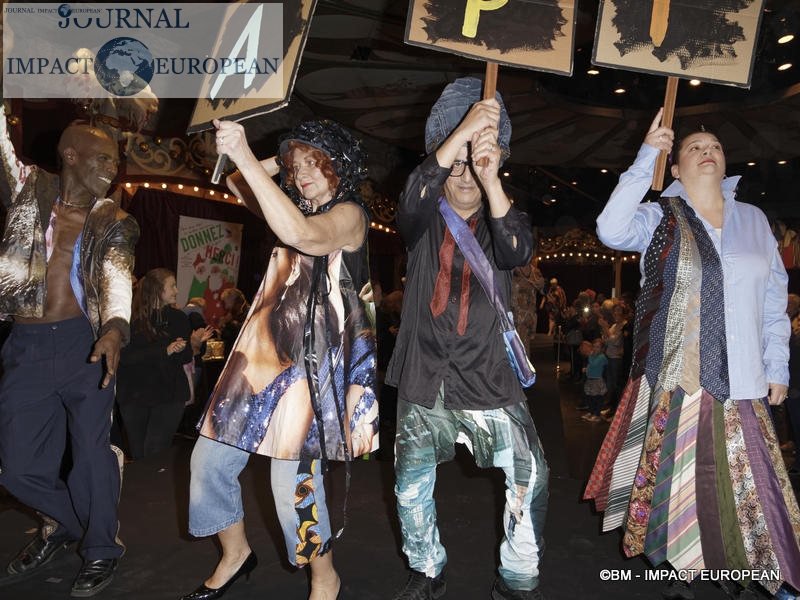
[
  {"x1": 6, "y1": 533, "x2": 75, "y2": 576},
  {"x1": 180, "y1": 552, "x2": 257, "y2": 600},
  {"x1": 70, "y1": 558, "x2": 117, "y2": 597}
]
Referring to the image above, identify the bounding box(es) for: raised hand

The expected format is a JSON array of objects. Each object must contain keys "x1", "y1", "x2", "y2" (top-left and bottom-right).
[
  {"x1": 470, "y1": 125, "x2": 502, "y2": 183},
  {"x1": 213, "y1": 119, "x2": 256, "y2": 169},
  {"x1": 644, "y1": 107, "x2": 674, "y2": 153}
]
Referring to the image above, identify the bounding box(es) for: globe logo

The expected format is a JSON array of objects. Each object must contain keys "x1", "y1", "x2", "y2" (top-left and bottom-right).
[
  {"x1": 94, "y1": 37, "x2": 154, "y2": 97},
  {"x1": 58, "y1": 4, "x2": 71, "y2": 18}
]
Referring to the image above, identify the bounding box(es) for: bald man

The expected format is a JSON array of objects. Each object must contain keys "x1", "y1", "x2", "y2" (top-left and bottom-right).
[{"x1": 0, "y1": 110, "x2": 139, "y2": 596}]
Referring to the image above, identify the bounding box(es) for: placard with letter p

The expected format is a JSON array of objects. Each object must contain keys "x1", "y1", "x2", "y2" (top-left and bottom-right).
[{"x1": 405, "y1": 0, "x2": 577, "y2": 76}]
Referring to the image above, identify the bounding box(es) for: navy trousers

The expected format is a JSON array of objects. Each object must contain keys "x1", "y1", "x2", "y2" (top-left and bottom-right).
[{"x1": 0, "y1": 317, "x2": 124, "y2": 561}]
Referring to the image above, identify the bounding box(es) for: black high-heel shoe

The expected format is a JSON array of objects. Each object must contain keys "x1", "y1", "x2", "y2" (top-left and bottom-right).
[{"x1": 180, "y1": 552, "x2": 257, "y2": 600}]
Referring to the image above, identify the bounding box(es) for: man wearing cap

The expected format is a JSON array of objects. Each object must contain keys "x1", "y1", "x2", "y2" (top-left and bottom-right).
[{"x1": 386, "y1": 77, "x2": 549, "y2": 600}]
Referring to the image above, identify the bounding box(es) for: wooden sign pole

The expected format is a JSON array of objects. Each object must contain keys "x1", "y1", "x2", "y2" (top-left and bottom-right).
[
  {"x1": 477, "y1": 61, "x2": 499, "y2": 167},
  {"x1": 483, "y1": 61, "x2": 498, "y2": 100},
  {"x1": 652, "y1": 75, "x2": 678, "y2": 191}
]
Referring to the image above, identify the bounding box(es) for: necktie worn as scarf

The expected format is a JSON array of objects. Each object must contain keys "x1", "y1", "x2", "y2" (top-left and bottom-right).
[{"x1": 430, "y1": 217, "x2": 477, "y2": 335}]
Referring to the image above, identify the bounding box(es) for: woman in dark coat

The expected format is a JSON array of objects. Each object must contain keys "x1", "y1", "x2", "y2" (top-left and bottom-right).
[{"x1": 117, "y1": 268, "x2": 193, "y2": 459}]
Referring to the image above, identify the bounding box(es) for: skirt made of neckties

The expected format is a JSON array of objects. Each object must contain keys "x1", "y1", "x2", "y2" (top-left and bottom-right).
[{"x1": 584, "y1": 374, "x2": 800, "y2": 594}]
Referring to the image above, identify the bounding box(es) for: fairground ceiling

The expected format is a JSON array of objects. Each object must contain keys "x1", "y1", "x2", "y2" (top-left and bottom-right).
[{"x1": 8, "y1": 0, "x2": 800, "y2": 229}]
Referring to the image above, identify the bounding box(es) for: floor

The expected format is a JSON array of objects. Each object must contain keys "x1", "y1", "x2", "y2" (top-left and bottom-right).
[{"x1": 0, "y1": 337, "x2": 797, "y2": 600}]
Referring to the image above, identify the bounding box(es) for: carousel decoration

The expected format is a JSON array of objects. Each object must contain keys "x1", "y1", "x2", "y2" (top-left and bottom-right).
[
  {"x1": 125, "y1": 130, "x2": 217, "y2": 179},
  {"x1": 71, "y1": 93, "x2": 159, "y2": 152},
  {"x1": 537, "y1": 227, "x2": 639, "y2": 264}
]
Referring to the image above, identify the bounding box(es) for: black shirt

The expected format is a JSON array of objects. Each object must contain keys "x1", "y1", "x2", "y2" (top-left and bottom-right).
[{"x1": 386, "y1": 154, "x2": 534, "y2": 410}]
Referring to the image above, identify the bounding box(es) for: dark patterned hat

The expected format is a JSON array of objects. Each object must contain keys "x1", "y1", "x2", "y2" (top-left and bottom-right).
[{"x1": 277, "y1": 120, "x2": 368, "y2": 211}]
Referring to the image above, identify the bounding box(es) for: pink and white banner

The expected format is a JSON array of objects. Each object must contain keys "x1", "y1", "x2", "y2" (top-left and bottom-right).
[{"x1": 177, "y1": 215, "x2": 243, "y2": 328}]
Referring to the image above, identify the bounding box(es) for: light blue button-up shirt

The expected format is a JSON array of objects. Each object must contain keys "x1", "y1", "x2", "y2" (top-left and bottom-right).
[{"x1": 597, "y1": 144, "x2": 790, "y2": 400}]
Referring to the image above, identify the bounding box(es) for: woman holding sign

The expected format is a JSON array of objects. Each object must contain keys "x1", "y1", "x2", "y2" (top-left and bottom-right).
[
  {"x1": 584, "y1": 109, "x2": 800, "y2": 599},
  {"x1": 181, "y1": 119, "x2": 377, "y2": 600}
]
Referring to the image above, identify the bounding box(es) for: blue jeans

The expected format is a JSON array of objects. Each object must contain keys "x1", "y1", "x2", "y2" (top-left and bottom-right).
[
  {"x1": 394, "y1": 388, "x2": 549, "y2": 591},
  {"x1": 188, "y1": 435, "x2": 330, "y2": 566}
]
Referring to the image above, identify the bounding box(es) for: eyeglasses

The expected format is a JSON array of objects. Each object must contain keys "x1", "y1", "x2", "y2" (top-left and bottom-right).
[{"x1": 448, "y1": 159, "x2": 472, "y2": 178}]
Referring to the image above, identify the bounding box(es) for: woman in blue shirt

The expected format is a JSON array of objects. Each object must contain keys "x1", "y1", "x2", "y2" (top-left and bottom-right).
[{"x1": 584, "y1": 109, "x2": 799, "y2": 599}]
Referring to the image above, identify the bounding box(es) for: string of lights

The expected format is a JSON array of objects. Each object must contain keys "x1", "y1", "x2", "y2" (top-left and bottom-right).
[
  {"x1": 537, "y1": 252, "x2": 640, "y2": 264},
  {"x1": 120, "y1": 181, "x2": 396, "y2": 234},
  {"x1": 536, "y1": 228, "x2": 639, "y2": 264}
]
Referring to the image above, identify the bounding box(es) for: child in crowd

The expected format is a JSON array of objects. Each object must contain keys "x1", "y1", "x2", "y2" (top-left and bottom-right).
[{"x1": 581, "y1": 338, "x2": 607, "y2": 423}]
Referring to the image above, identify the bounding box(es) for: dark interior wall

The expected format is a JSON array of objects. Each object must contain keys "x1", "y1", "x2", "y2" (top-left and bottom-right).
[
  {"x1": 789, "y1": 270, "x2": 800, "y2": 296},
  {"x1": 368, "y1": 229, "x2": 405, "y2": 293}
]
